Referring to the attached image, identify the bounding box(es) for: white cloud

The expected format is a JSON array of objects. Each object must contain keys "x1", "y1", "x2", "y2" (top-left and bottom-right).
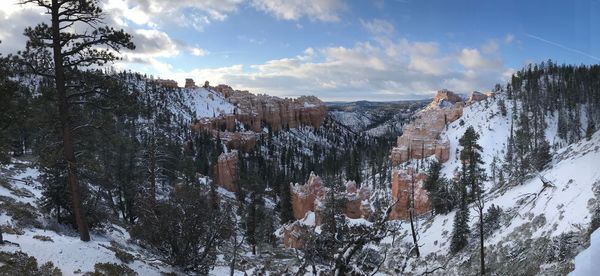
[
  {"x1": 250, "y1": 0, "x2": 345, "y2": 22},
  {"x1": 360, "y1": 19, "x2": 395, "y2": 35},
  {"x1": 458, "y1": 48, "x2": 501, "y2": 70},
  {"x1": 147, "y1": 37, "x2": 510, "y2": 101},
  {"x1": 190, "y1": 47, "x2": 209, "y2": 57},
  {"x1": 104, "y1": 0, "x2": 244, "y2": 31}
]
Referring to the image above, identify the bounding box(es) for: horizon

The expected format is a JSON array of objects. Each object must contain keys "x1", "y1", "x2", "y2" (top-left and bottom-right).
[{"x1": 1, "y1": 0, "x2": 599, "y2": 101}]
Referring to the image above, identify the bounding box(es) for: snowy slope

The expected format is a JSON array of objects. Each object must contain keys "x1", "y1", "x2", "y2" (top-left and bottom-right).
[
  {"x1": 439, "y1": 96, "x2": 512, "y2": 188},
  {"x1": 387, "y1": 94, "x2": 600, "y2": 274},
  {"x1": 182, "y1": 87, "x2": 235, "y2": 119},
  {"x1": 0, "y1": 161, "x2": 176, "y2": 275}
]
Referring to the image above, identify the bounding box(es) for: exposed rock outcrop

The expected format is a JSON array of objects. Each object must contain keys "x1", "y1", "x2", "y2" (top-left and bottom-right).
[
  {"x1": 468, "y1": 91, "x2": 487, "y2": 103},
  {"x1": 428, "y1": 89, "x2": 463, "y2": 108},
  {"x1": 388, "y1": 89, "x2": 465, "y2": 220},
  {"x1": 290, "y1": 173, "x2": 371, "y2": 223},
  {"x1": 389, "y1": 168, "x2": 430, "y2": 220},
  {"x1": 214, "y1": 151, "x2": 239, "y2": 193},
  {"x1": 211, "y1": 85, "x2": 327, "y2": 132},
  {"x1": 390, "y1": 90, "x2": 463, "y2": 166},
  {"x1": 192, "y1": 82, "x2": 326, "y2": 150}
]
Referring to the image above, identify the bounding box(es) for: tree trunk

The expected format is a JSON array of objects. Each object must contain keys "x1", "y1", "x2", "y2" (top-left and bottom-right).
[
  {"x1": 0, "y1": 228, "x2": 4, "y2": 244},
  {"x1": 409, "y1": 174, "x2": 420, "y2": 257},
  {"x1": 51, "y1": 0, "x2": 90, "y2": 242},
  {"x1": 479, "y1": 205, "x2": 485, "y2": 275}
]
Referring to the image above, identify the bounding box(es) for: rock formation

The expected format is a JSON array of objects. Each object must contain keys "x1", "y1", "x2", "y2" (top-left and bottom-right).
[
  {"x1": 290, "y1": 173, "x2": 371, "y2": 223},
  {"x1": 211, "y1": 84, "x2": 327, "y2": 132},
  {"x1": 389, "y1": 168, "x2": 430, "y2": 220},
  {"x1": 154, "y1": 79, "x2": 178, "y2": 88},
  {"x1": 468, "y1": 91, "x2": 488, "y2": 103},
  {"x1": 290, "y1": 173, "x2": 326, "y2": 220},
  {"x1": 214, "y1": 151, "x2": 239, "y2": 193},
  {"x1": 191, "y1": 82, "x2": 327, "y2": 150},
  {"x1": 284, "y1": 176, "x2": 372, "y2": 248},
  {"x1": 390, "y1": 90, "x2": 464, "y2": 166}
]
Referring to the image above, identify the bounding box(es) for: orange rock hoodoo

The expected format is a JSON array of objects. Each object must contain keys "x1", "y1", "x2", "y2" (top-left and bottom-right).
[
  {"x1": 214, "y1": 151, "x2": 239, "y2": 193},
  {"x1": 290, "y1": 173, "x2": 371, "y2": 223},
  {"x1": 284, "y1": 173, "x2": 372, "y2": 248},
  {"x1": 389, "y1": 168, "x2": 430, "y2": 219}
]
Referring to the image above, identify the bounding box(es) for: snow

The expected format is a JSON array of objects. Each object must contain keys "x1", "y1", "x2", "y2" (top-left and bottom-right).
[
  {"x1": 570, "y1": 228, "x2": 600, "y2": 276},
  {"x1": 183, "y1": 87, "x2": 235, "y2": 119},
  {"x1": 0, "y1": 161, "x2": 175, "y2": 275},
  {"x1": 439, "y1": 96, "x2": 512, "y2": 183}
]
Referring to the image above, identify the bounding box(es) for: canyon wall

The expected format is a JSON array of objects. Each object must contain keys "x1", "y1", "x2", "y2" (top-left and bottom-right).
[{"x1": 210, "y1": 84, "x2": 327, "y2": 132}]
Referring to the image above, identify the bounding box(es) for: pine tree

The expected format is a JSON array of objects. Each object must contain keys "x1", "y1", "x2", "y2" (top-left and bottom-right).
[
  {"x1": 586, "y1": 118, "x2": 596, "y2": 140},
  {"x1": 450, "y1": 169, "x2": 470, "y2": 254},
  {"x1": 20, "y1": 0, "x2": 134, "y2": 241},
  {"x1": 279, "y1": 181, "x2": 294, "y2": 224},
  {"x1": 459, "y1": 126, "x2": 486, "y2": 201},
  {"x1": 498, "y1": 99, "x2": 507, "y2": 117}
]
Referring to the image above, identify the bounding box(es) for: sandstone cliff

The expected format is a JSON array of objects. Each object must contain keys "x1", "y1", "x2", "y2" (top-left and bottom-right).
[
  {"x1": 192, "y1": 83, "x2": 327, "y2": 151},
  {"x1": 209, "y1": 84, "x2": 327, "y2": 132}
]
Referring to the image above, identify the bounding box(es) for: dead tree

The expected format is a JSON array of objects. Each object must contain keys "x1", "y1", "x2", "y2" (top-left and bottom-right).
[
  {"x1": 332, "y1": 199, "x2": 402, "y2": 275},
  {"x1": 474, "y1": 191, "x2": 485, "y2": 275},
  {"x1": 20, "y1": 0, "x2": 134, "y2": 241},
  {"x1": 409, "y1": 172, "x2": 421, "y2": 257}
]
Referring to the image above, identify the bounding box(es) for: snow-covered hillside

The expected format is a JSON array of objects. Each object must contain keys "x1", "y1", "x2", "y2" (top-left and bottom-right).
[
  {"x1": 388, "y1": 94, "x2": 600, "y2": 275},
  {"x1": 182, "y1": 87, "x2": 235, "y2": 119},
  {"x1": 0, "y1": 161, "x2": 177, "y2": 274}
]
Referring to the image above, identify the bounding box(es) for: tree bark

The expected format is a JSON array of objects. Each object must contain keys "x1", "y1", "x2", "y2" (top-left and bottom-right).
[{"x1": 51, "y1": 0, "x2": 90, "y2": 242}]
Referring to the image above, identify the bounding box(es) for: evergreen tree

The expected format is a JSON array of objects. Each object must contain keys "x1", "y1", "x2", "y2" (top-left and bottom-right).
[
  {"x1": 20, "y1": 0, "x2": 135, "y2": 241},
  {"x1": 279, "y1": 181, "x2": 294, "y2": 224},
  {"x1": 498, "y1": 98, "x2": 507, "y2": 117},
  {"x1": 450, "y1": 167, "x2": 470, "y2": 254},
  {"x1": 459, "y1": 126, "x2": 486, "y2": 201},
  {"x1": 586, "y1": 118, "x2": 596, "y2": 140}
]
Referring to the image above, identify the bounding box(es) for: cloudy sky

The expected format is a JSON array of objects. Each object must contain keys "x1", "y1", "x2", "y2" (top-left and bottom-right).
[{"x1": 1, "y1": 0, "x2": 598, "y2": 101}]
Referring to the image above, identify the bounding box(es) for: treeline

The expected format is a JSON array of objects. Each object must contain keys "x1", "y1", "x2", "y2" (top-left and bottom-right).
[{"x1": 502, "y1": 61, "x2": 599, "y2": 180}]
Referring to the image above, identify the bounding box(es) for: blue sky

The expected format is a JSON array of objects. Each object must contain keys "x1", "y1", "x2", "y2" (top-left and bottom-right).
[{"x1": 1, "y1": 0, "x2": 598, "y2": 101}]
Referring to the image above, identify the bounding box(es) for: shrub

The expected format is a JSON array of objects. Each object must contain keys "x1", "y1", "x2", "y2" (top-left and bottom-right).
[
  {"x1": 33, "y1": 235, "x2": 54, "y2": 242},
  {"x1": 85, "y1": 262, "x2": 137, "y2": 276},
  {"x1": 114, "y1": 249, "x2": 135, "y2": 264},
  {"x1": 0, "y1": 251, "x2": 61, "y2": 276}
]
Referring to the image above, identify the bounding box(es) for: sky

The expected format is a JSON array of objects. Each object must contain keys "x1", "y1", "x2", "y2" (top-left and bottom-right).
[{"x1": 0, "y1": 0, "x2": 599, "y2": 101}]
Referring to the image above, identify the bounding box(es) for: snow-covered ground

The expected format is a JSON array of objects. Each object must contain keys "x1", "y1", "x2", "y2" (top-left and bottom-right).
[{"x1": 0, "y1": 161, "x2": 176, "y2": 275}]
